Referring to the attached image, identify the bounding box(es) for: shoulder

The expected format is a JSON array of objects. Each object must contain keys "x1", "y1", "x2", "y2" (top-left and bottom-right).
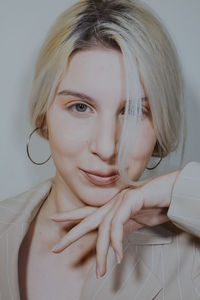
[{"x1": 0, "y1": 178, "x2": 54, "y2": 234}]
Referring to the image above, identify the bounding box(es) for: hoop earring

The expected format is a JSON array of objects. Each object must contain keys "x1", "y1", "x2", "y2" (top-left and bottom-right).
[
  {"x1": 26, "y1": 127, "x2": 51, "y2": 165},
  {"x1": 146, "y1": 148, "x2": 163, "y2": 170}
]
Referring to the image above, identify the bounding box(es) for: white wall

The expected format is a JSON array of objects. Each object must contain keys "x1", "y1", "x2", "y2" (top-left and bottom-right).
[{"x1": 0, "y1": 0, "x2": 200, "y2": 200}]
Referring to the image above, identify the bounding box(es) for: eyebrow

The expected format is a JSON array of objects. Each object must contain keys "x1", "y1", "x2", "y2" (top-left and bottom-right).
[
  {"x1": 57, "y1": 89, "x2": 98, "y2": 105},
  {"x1": 57, "y1": 89, "x2": 148, "y2": 104}
]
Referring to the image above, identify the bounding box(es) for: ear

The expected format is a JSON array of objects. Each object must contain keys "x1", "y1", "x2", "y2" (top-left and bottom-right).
[
  {"x1": 35, "y1": 115, "x2": 49, "y2": 139},
  {"x1": 35, "y1": 114, "x2": 47, "y2": 131}
]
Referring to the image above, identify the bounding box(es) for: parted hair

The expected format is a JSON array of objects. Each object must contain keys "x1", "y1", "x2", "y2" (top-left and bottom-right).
[{"x1": 30, "y1": 0, "x2": 185, "y2": 185}]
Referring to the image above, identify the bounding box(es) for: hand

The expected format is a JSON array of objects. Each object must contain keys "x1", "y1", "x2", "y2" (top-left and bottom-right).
[{"x1": 51, "y1": 169, "x2": 181, "y2": 277}]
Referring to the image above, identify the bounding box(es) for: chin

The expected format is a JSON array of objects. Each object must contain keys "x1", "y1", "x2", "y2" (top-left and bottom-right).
[{"x1": 77, "y1": 187, "x2": 120, "y2": 207}]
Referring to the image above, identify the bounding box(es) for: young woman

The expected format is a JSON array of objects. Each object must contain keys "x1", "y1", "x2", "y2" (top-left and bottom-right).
[{"x1": 1, "y1": 0, "x2": 200, "y2": 299}]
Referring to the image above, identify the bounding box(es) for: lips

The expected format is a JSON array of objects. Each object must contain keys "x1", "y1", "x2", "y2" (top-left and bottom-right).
[{"x1": 80, "y1": 169, "x2": 120, "y2": 186}]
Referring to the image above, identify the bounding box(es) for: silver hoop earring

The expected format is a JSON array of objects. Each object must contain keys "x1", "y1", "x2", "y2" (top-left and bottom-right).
[
  {"x1": 26, "y1": 128, "x2": 51, "y2": 165},
  {"x1": 146, "y1": 156, "x2": 163, "y2": 170}
]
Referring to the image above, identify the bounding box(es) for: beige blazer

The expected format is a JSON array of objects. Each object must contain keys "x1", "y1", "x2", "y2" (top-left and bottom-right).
[{"x1": 1, "y1": 162, "x2": 200, "y2": 300}]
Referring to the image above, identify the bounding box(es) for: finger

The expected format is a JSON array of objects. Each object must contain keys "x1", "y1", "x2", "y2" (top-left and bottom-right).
[
  {"x1": 134, "y1": 213, "x2": 169, "y2": 227},
  {"x1": 51, "y1": 218, "x2": 98, "y2": 253},
  {"x1": 134, "y1": 208, "x2": 164, "y2": 217},
  {"x1": 123, "y1": 219, "x2": 144, "y2": 235},
  {"x1": 96, "y1": 219, "x2": 110, "y2": 278},
  {"x1": 50, "y1": 206, "x2": 97, "y2": 222},
  {"x1": 111, "y1": 193, "x2": 140, "y2": 260},
  {"x1": 51, "y1": 200, "x2": 115, "y2": 253},
  {"x1": 51, "y1": 189, "x2": 121, "y2": 222},
  {"x1": 96, "y1": 199, "x2": 121, "y2": 277}
]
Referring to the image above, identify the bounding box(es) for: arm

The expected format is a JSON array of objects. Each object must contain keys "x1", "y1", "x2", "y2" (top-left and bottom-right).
[
  {"x1": 50, "y1": 161, "x2": 200, "y2": 278},
  {"x1": 167, "y1": 161, "x2": 200, "y2": 237}
]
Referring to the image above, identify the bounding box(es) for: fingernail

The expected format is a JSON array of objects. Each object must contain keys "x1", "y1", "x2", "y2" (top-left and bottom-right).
[
  {"x1": 50, "y1": 214, "x2": 60, "y2": 219},
  {"x1": 96, "y1": 265, "x2": 101, "y2": 279},
  {"x1": 51, "y1": 245, "x2": 60, "y2": 252},
  {"x1": 115, "y1": 251, "x2": 121, "y2": 264}
]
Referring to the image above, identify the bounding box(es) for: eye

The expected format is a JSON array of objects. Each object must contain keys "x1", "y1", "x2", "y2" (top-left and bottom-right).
[
  {"x1": 68, "y1": 102, "x2": 92, "y2": 113},
  {"x1": 141, "y1": 97, "x2": 150, "y2": 116},
  {"x1": 142, "y1": 107, "x2": 150, "y2": 116},
  {"x1": 119, "y1": 105, "x2": 150, "y2": 116},
  {"x1": 120, "y1": 107, "x2": 125, "y2": 115}
]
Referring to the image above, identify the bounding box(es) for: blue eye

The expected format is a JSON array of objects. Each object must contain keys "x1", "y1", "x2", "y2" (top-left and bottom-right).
[{"x1": 69, "y1": 103, "x2": 91, "y2": 113}]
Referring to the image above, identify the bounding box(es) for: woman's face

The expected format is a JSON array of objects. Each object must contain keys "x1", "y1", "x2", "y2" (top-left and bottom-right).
[{"x1": 46, "y1": 48, "x2": 157, "y2": 206}]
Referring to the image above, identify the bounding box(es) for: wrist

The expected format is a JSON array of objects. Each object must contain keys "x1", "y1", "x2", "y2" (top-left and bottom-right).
[{"x1": 168, "y1": 169, "x2": 182, "y2": 206}]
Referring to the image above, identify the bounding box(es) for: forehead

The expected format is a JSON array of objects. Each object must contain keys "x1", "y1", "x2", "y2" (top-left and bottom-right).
[
  {"x1": 60, "y1": 48, "x2": 125, "y2": 89},
  {"x1": 57, "y1": 48, "x2": 144, "y2": 106}
]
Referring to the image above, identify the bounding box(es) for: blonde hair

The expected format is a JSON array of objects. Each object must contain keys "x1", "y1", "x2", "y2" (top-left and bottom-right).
[{"x1": 30, "y1": 0, "x2": 185, "y2": 186}]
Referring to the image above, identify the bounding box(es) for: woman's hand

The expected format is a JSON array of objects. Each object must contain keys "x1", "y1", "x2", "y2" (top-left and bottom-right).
[{"x1": 51, "y1": 169, "x2": 181, "y2": 277}]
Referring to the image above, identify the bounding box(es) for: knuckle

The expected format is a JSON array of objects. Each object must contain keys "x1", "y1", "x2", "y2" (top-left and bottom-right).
[
  {"x1": 98, "y1": 223, "x2": 106, "y2": 236},
  {"x1": 111, "y1": 216, "x2": 118, "y2": 228}
]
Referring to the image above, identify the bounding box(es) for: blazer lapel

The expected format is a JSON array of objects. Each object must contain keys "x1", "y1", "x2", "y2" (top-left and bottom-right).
[
  {"x1": 0, "y1": 178, "x2": 53, "y2": 300},
  {"x1": 81, "y1": 234, "x2": 167, "y2": 300},
  {"x1": 81, "y1": 224, "x2": 173, "y2": 300},
  {"x1": 126, "y1": 223, "x2": 173, "y2": 245}
]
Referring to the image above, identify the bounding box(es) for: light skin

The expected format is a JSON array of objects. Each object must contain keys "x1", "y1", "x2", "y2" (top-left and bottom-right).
[{"x1": 38, "y1": 47, "x2": 181, "y2": 278}]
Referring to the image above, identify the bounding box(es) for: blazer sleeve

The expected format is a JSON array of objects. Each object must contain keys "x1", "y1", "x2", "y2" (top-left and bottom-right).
[{"x1": 167, "y1": 161, "x2": 200, "y2": 238}]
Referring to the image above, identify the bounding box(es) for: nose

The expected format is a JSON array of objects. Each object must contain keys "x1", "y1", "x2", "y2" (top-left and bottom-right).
[{"x1": 89, "y1": 116, "x2": 119, "y2": 162}]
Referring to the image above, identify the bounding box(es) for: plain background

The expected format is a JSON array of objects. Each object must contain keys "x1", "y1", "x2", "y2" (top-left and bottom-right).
[{"x1": 0, "y1": 0, "x2": 200, "y2": 200}]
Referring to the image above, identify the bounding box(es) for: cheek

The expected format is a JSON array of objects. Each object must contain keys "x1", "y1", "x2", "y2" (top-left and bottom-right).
[
  {"x1": 46, "y1": 109, "x2": 90, "y2": 157},
  {"x1": 129, "y1": 121, "x2": 157, "y2": 161},
  {"x1": 126, "y1": 122, "x2": 157, "y2": 180},
  {"x1": 49, "y1": 131, "x2": 86, "y2": 157}
]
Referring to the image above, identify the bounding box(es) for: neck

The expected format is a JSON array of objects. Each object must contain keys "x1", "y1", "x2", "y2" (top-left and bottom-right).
[
  {"x1": 34, "y1": 172, "x2": 94, "y2": 248},
  {"x1": 50, "y1": 172, "x2": 86, "y2": 212}
]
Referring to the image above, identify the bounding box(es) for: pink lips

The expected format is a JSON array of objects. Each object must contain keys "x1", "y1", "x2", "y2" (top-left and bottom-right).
[{"x1": 81, "y1": 169, "x2": 120, "y2": 186}]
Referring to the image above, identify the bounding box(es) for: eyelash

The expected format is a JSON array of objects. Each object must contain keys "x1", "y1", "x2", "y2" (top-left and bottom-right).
[
  {"x1": 68, "y1": 103, "x2": 92, "y2": 113},
  {"x1": 142, "y1": 107, "x2": 150, "y2": 116},
  {"x1": 67, "y1": 102, "x2": 150, "y2": 116},
  {"x1": 119, "y1": 107, "x2": 150, "y2": 116}
]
